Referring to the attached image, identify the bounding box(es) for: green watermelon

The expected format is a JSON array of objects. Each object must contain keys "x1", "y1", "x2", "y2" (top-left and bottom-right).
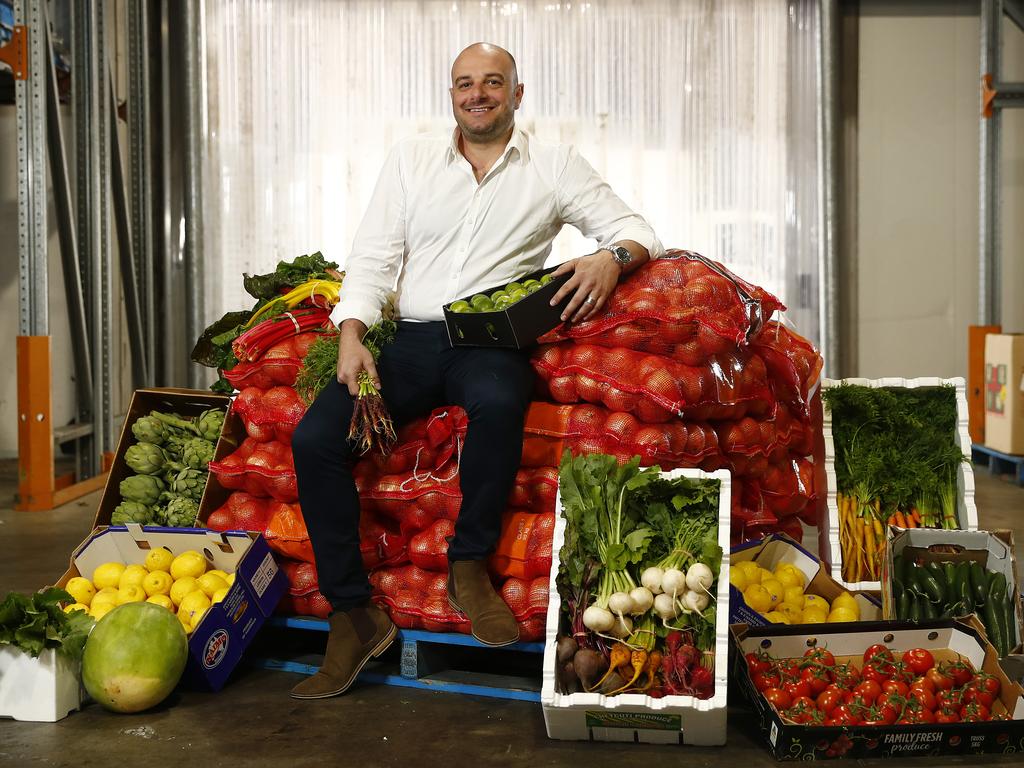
[{"x1": 82, "y1": 602, "x2": 188, "y2": 713}]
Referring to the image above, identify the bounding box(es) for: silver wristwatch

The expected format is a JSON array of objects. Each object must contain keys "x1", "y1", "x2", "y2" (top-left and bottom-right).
[{"x1": 602, "y1": 244, "x2": 633, "y2": 268}]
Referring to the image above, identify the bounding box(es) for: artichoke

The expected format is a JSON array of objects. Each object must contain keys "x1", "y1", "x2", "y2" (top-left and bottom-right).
[
  {"x1": 119, "y1": 474, "x2": 166, "y2": 506},
  {"x1": 149, "y1": 410, "x2": 200, "y2": 436},
  {"x1": 124, "y1": 443, "x2": 167, "y2": 475},
  {"x1": 158, "y1": 496, "x2": 200, "y2": 528},
  {"x1": 163, "y1": 433, "x2": 189, "y2": 461},
  {"x1": 182, "y1": 438, "x2": 216, "y2": 470},
  {"x1": 170, "y1": 468, "x2": 208, "y2": 501},
  {"x1": 111, "y1": 501, "x2": 153, "y2": 525},
  {"x1": 196, "y1": 408, "x2": 225, "y2": 442},
  {"x1": 131, "y1": 415, "x2": 168, "y2": 446}
]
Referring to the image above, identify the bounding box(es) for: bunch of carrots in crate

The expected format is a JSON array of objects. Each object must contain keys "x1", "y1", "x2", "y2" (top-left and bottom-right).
[{"x1": 825, "y1": 384, "x2": 966, "y2": 583}]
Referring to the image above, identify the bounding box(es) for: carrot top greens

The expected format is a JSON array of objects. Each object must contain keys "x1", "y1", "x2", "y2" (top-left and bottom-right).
[{"x1": 823, "y1": 384, "x2": 965, "y2": 528}]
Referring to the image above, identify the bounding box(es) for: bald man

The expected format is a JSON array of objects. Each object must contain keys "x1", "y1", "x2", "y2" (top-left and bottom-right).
[{"x1": 290, "y1": 43, "x2": 662, "y2": 699}]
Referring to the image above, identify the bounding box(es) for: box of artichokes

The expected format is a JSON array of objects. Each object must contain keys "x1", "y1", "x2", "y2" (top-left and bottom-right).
[{"x1": 94, "y1": 388, "x2": 235, "y2": 530}]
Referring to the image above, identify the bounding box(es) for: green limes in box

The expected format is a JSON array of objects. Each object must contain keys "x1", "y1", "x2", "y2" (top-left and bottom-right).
[
  {"x1": 469, "y1": 294, "x2": 491, "y2": 309},
  {"x1": 450, "y1": 300, "x2": 473, "y2": 313},
  {"x1": 540, "y1": 273, "x2": 554, "y2": 285}
]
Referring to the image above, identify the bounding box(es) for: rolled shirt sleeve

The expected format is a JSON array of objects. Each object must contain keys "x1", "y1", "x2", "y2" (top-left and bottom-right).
[
  {"x1": 554, "y1": 146, "x2": 665, "y2": 260},
  {"x1": 329, "y1": 145, "x2": 408, "y2": 329}
]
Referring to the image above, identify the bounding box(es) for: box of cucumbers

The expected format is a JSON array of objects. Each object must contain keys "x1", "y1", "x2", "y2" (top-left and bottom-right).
[
  {"x1": 442, "y1": 267, "x2": 570, "y2": 349},
  {"x1": 882, "y1": 528, "x2": 1023, "y2": 657}
]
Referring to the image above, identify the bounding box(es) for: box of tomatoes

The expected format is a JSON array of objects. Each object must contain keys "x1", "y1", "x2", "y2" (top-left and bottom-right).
[
  {"x1": 732, "y1": 618, "x2": 1024, "y2": 759},
  {"x1": 443, "y1": 266, "x2": 571, "y2": 349}
]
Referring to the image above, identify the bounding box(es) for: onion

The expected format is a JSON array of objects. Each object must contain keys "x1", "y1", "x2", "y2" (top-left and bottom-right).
[{"x1": 641, "y1": 566, "x2": 665, "y2": 595}]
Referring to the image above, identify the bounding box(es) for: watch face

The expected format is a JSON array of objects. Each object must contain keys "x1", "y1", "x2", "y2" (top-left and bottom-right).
[{"x1": 612, "y1": 246, "x2": 632, "y2": 264}]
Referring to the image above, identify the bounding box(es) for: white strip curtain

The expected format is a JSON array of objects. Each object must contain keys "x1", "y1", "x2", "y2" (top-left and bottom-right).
[{"x1": 204, "y1": 0, "x2": 822, "y2": 343}]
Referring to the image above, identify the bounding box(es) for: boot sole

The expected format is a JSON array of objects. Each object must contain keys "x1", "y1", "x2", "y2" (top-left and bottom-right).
[
  {"x1": 447, "y1": 594, "x2": 520, "y2": 648},
  {"x1": 289, "y1": 621, "x2": 399, "y2": 700}
]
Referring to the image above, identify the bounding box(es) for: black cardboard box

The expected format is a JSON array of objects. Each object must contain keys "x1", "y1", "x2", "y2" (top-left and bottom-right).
[{"x1": 443, "y1": 266, "x2": 570, "y2": 349}]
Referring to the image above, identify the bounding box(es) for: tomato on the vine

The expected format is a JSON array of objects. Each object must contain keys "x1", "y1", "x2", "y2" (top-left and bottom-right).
[
  {"x1": 745, "y1": 652, "x2": 772, "y2": 677},
  {"x1": 829, "y1": 705, "x2": 861, "y2": 726},
  {"x1": 936, "y1": 688, "x2": 964, "y2": 710},
  {"x1": 969, "y1": 672, "x2": 1001, "y2": 700},
  {"x1": 832, "y1": 662, "x2": 861, "y2": 689},
  {"x1": 910, "y1": 676, "x2": 936, "y2": 693},
  {"x1": 803, "y1": 647, "x2": 836, "y2": 668},
  {"x1": 753, "y1": 670, "x2": 782, "y2": 692},
  {"x1": 901, "y1": 648, "x2": 935, "y2": 676},
  {"x1": 908, "y1": 686, "x2": 937, "y2": 711},
  {"x1": 764, "y1": 687, "x2": 793, "y2": 710},
  {"x1": 882, "y1": 679, "x2": 909, "y2": 698},
  {"x1": 935, "y1": 705, "x2": 961, "y2": 724},
  {"x1": 960, "y1": 702, "x2": 991, "y2": 722},
  {"x1": 854, "y1": 679, "x2": 882, "y2": 704},
  {"x1": 777, "y1": 659, "x2": 801, "y2": 681},
  {"x1": 817, "y1": 687, "x2": 845, "y2": 718},
  {"x1": 863, "y1": 644, "x2": 893, "y2": 665},
  {"x1": 784, "y1": 679, "x2": 812, "y2": 700},
  {"x1": 861, "y1": 662, "x2": 891, "y2": 685},
  {"x1": 941, "y1": 658, "x2": 975, "y2": 688},
  {"x1": 926, "y1": 667, "x2": 955, "y2": 692},
  {"x1": 801, "y1": 666, "x2": 832, "y2": 697}
]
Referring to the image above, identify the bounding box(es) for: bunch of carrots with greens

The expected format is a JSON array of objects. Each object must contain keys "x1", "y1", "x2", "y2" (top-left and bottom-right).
[{"x1": 824, "y1": 384, "x2": 967, "y2": 583}]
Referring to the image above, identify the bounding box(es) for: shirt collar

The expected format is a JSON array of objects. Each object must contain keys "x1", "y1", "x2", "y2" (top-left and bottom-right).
[{"x1": 446, "y1": 124, "x2": 529, "y2": 167}]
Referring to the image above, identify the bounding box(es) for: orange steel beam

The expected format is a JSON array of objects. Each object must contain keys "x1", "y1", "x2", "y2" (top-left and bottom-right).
[{"x1": 16, "y1": 336, "x2": 108, "y2": 510}]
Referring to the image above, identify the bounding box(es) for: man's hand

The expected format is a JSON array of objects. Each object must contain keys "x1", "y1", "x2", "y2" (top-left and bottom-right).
[
  {"x1": 549, "y1": 250, "x2": 621, "y2": 323},
  {"x1": 337, "y1": 319, "x2": 380, "y2": 397}
]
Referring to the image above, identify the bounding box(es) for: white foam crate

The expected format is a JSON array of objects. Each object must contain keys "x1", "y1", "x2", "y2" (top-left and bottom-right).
[
  {"x1": 540, "y1": 467, "x2": 731, "y2": 746},
  {"x1": 0, "y1": 646, "x2": 82, "y2": 722},
  {"x1": 821, "y1": 376, "x2": 978, "y2": 593}
]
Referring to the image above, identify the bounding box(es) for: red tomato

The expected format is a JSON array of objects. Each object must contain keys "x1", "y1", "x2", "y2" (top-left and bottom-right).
[
  {"x1": 970, "y1": 672, "x2": 1002, "y2": 699},
  {"x1": 925, "y1": 667, "x2": 955, "y2": 692},
  {"x1": 910, "y1": 675, "x2": 936, "y2": 694},
  {"x1": 901, "y1": 648, "x2": 935, "y2": 676},
  {"x1": 801, "y1": 666, "x2": 832, "y2": 697},
  {"x1": 752, "y1": 670, "x2": 781, "y2": 692},
  {"x1": 936, "y1": 688, "x2": 964, "y2": 710},
  {"x1": 941, "y1": 659, "x2": 975, "y2": 688},
  {"x1": 817, "y1": 687, "x2": 845, "y2": 718},
  {"x1": 860, "y1": 662, "x2": 890, "y2": 686},
  {"x1": 964, "y1": 686, "x2": 995, "y2": 709},
  {"x1": 764, "y1": 688, "x2": 793, "y2": 710},
  {"x1": 862, "y1": 703, "x2": 897, "y2": 726},
  {"x1": 882, "y1": 680, "x2": 909, "y2": 697},
  {"x1": 784, "y1": 679, "x2": 812, "y2": 700},
  {"x1": 863, "y1": 644, "x2": 893, "y2": 665},
  {"x1": 803, "y1": 647, "x2": 836, "y2": 668},
  {"x1": 854, "y1": 680, "x2": 882, "y2": 705},
  {"x1": 908, "y1": 686, "x2": 937, "y2": 711},
  {"x1": 960, "y1": 702, "x2": 990, "y2": 722},
  {"x1": 935, "y1": 705, "x2": 961, "y2": 724},
  {"x1": 745, "y1": 652, "x2": 772, "y2": 677},
  {"x1": 777, "y1": 659, "x2": 801, "y2": 681},
  {"x1": 832, "y1": 663, "x2": 861, "y2": 689},
  {"x1": 830, "y1": 705, "x2": 861, "y2": 726}
]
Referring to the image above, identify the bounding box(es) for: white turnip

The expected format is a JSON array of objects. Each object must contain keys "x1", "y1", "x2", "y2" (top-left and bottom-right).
[
  {"x1": 654, "y1": 592, "x2": 677, "y2": 620},
  {"x1": 607, "y1": 591, "x2": 634, "y2": 616},
  {"x1": 661, "y1": 568, "x2": 686, "y2": 597},
  {"x1": 628, "y1": 586, "x2": 654, "y2": 615},
  {"x1": 681, "y1": 589, "x2": 709, "y2": 613},
  {"x1": 582, "y1": 605, "x2": 615, "y2": 633},
  {"x1": 685, "y1": 563, "x2": 714, "y2": 593},
  {"x1": 640, "y1": 566, "x2": 665, "y2": 595}
]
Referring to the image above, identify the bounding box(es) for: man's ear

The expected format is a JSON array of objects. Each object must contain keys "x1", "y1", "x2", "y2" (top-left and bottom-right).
[{"x1": 514, "y1": 82, "x2": 524, "y2": 109}]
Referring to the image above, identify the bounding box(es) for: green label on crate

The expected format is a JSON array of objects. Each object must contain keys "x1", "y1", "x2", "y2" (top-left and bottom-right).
[{"x1": 584, "y1": 711, "x2": 681, "y2": 731}]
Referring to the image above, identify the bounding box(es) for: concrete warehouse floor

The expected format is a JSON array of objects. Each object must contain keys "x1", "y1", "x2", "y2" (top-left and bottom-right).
[{"x1": 1, "y1": 459, "x2": 1023, "y2": 768}]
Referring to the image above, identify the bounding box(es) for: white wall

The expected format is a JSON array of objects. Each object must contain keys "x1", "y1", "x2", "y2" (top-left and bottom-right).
[{"x1": 855, "y1": 3, "x2": 1024, "y2": 378}]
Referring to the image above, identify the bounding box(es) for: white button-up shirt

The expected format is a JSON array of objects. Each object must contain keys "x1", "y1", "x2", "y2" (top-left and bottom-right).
[{"x1": 329, "y1": 125, "x2": 664, "y2": 328}]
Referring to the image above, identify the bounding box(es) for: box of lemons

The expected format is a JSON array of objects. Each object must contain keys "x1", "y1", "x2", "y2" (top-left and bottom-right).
[
  {"x1": 443, "y1": 267, "x2": 568, "y2": 350},
  {"x1": 55, "y1": 526, "x2": 288, "y2": 691},
  {"x1": 729, "y1": 533, "x2": 880, "y2": 628}
]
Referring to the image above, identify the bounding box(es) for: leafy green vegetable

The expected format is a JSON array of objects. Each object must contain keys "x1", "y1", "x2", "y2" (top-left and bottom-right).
[
  {"x1": 823, "y1": 384, "x2": 965, "y2": 528},
  {"x1": 0, "y1": 588, "x2": 94, "y2": 660},
  {"x1": 242, "y1": 251, "x2": 340, "y2": 301}
]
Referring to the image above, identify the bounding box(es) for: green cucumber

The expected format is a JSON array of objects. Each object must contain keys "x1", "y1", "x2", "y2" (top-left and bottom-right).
[
  {"x1": 920, "y1": 597, "x2": 938, "y2": 621},
  {"x1": 989, "y1": 571, "x2": 1007, "y2": 603},
  {"x1": 897, "y1": 586, "x2": 912, "y2": 621},
  {"x1": 970, "y1": 562, "x2": 988, "y2": 605},
  {"x1": 918, "y1": 569, "x2": 945, "y2": 605},
  {"x1": 984, "y1": 599, "x2": 1008, "y2": 657}
]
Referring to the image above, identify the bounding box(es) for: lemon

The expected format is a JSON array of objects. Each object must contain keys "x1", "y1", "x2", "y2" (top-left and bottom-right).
[
  {"x1": 803, "y1": 594, "x2": 830, "y2": 613},
  {"x1": 743, "y1": 584, "x2": 773, "y2": 614},
  {"x1": 178, "y1": 590, "x2": 211, "y2": 626},
  {"x1": 207, "y1": 569, "x2": 229, "y2": 582},
  {"x1": 142, "y1": 570, "x2": 173, "y2": 597},
  {"x1": 801, "y1": 608, "x2": 828, "y2": 624},
  {"x1": 832, "y1": 592, "x2": 859, "y2": 615},
  {"x1": 775, "y1": 568, "x2": 804, "y2": 589},
  {"x1": 761, "y1": 578, "x2": 784, "y2": 605},
  {"x1": 63, "y1": 602, "x2": 89, "y2": 614},
  {"x1": 191, "y1": 606, "x2": 209, "y2": 630},
  {"x1": 827, "y1": 606, "x2": 858, "y2": 623},
  {"x1": 211, "y1": 587, "x2": 229, "y2": 604},
  {"x1": 753, "y1": 567, "x2": 775, "y2": 585},
  {"x1": 729, "y1": 569, "x2": 751, "y2": 592},
  {"x1": 91, "y1": 588, "x2": 119, "y2": 609},
  {"x1": 145, "y1": 547, "x2": 174, "y2": 573},
  {"x1": 90, "y1": 602, "x2": 115, "y2": 621},
  {"x1": 92, "y1": 562, "x2": 126, "y2": 590},
  {"x1": 118, "y1": 564, "x2": 149, "y2": 590},
  {"x1": 170, "y1": 577, "x2": 200, "y2": 607},
  {"x1": 146, "y1": 594, "x2": 175, "y2": 610},
  {"x1": 116, "y1": 584, "x2": 147, "y2": 605},
  {"x1": 196, "y1": 572, "x2": 229, "y2": 599},
  {"x1": 777, "y1": 602, "x2": 804, "y2": 622},
  {"x1": 734, "y1": 561, "x2": 760, "y2": 580},
  {"x1": 765, "y1": 611, "x2": 790, "y2": 624},
  {"x1": 783, "y1": 586, "x2": 806, "y2": 607},
  {"x1": 170, "y1": 551, "x2": 207, "y2": 580},
  {"x1": 224, "y1": 572, "x2": 235, "y2": 587},
  {"x1": 177, "y1": 610, "x2": 193, "y2": 634},
  {"x1": 65, "y1": 576, "x2": 96, "y2": 606}
]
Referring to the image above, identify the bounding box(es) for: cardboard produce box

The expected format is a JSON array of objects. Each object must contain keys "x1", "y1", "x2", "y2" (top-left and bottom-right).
[
  {"x1": 732, "y1": 618, "x2": 1024, "y2": 760},
  {"x1": 94, "y1": 388, "x2": 235, "y2": 529},
  {"x1": 730, "y1": 533, "x2": 880, "y2": 628},
  {"x1": 443, "y1": 266, "x2": 570, "y2": 349},
  {"x1": 881, "y1": 527, "x2": 1023, "y2": 656},
  {"x1": 57, "y1": 526, "x2": 287, "y2": 691},
  {"x1": 984, "y1": 334, "x2": 1024, "y2": 455}
]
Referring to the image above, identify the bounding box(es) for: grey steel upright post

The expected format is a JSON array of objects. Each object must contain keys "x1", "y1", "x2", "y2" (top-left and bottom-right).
[
  {"x1": 15, "y1": 0, "x2": 48, "y2": 339},
  {"x1": 819, "y1": 0, "x2": 840, "y2": 378},
  {"x1": 980, "y1": 0, "x2": 1002, "y2": 326},
  {"x1": 182, "y1": 0, "x2": 206, "y2": 388}
]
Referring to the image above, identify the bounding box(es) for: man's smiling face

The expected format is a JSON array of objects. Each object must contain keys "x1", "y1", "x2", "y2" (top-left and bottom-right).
[{"x1": 450, "y1": 44, "x2": 523, "y2": 144}]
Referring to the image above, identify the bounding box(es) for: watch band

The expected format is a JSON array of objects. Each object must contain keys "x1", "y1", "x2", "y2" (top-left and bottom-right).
[{"x1": 603, "y1": 245, "x2": 632, "y2": 266}]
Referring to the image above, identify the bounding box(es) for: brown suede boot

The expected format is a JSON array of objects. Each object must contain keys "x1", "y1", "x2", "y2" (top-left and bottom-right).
[
  {"x1": 447, "y1": 560, "x2": 519, "y2": 647},
  {"x1": 290, "y1": 601, "x2": 397, "y2": 699}
]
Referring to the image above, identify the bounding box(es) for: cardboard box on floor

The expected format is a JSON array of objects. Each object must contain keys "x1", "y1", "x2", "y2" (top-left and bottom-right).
[
  {"x1": 56, "y1": 526, "x2": 288, "y2": 691},
  {"x1": 730, "y1": 533, "x2": 881, "y2": 628},
  {"x1": 93, "y1": 388, "x2": 236, "y2": 529},
  {"x1": 880, "y1": 527, "x2": 1023, "y2": 656},
  {"x1": 984, "y1": 334, "x2": 1024, "y2": 455}
]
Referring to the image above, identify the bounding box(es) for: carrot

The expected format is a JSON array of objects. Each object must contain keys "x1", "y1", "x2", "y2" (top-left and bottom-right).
[
  {"x1": 911, "y1": 508, "x2": 922, "y2": 525},
  {"x1": 589, "y1": 643, "x2": 631, "y2": 692}
]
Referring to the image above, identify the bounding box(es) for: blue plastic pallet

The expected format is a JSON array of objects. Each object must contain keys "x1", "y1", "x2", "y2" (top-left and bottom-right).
[
  {"x1": 249, "y1": 615, "x2": 545, "y2": 702},
  {"x1": 972, "y1": 443, "x2": 1024, "y2": 486}
]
